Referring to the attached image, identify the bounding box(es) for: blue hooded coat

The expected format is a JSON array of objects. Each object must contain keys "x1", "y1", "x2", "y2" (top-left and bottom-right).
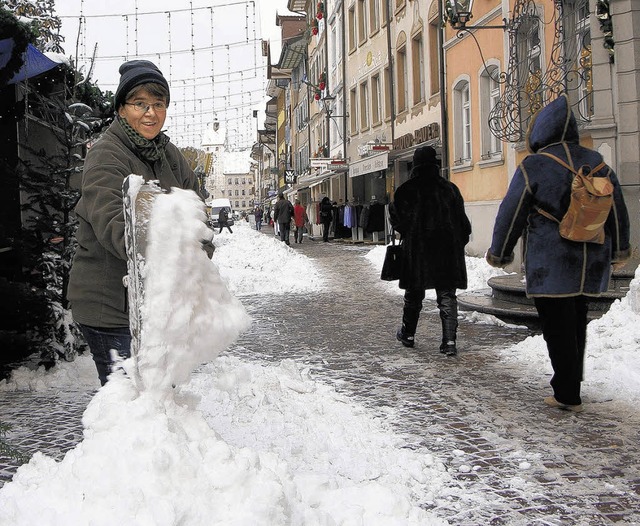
[{"x1": 486, "y1": 94, "x2": 630, "y2": 297}]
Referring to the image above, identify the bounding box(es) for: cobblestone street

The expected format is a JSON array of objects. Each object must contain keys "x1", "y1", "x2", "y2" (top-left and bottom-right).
[{"x1": 2, "y1": 229, "x2": 640, "y2": 525}]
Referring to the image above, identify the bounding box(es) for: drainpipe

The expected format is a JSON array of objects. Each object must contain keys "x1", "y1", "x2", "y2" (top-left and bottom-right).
[
  {"x1": 342, "y1": 0, "x2": 348, "y2": 200},
  {"x1": 385, "y1": 0, "x2": 396, "y2": 146},
  {"x1": 385, "y1": 0, "x2": 396, "y2": 194},
  {"x1": 438, "y1": 1, "x2": 449, "y2": 180}
]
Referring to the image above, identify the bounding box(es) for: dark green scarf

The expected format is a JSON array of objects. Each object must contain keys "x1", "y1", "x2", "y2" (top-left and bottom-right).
[{"x1": 118, "y1": 115, "x2": 169, "y2": 163}]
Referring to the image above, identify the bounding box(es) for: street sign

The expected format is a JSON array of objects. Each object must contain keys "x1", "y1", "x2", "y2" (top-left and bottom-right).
[{"x1": 285, "y1": 170, "x2": 296, "y2": 184}]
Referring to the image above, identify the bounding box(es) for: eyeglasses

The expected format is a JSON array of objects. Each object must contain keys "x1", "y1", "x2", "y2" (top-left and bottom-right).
[{"x1": 124, "y1": 101, "x2": 168, "y2": 113}]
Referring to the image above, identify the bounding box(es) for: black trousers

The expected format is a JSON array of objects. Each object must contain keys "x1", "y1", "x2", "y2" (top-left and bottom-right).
[
  {"x1": 279, "y1": 222, "x2": 291, "y2": 244},
  {"x1": 533, "y1": 296, "x2": 588, "y2": 405},
  {"x1": 402, "y1": 288, "x2": 458, "y2": 343},
  {"x1": 322, "y1": 220, "x2": 331, "y2": 241}
]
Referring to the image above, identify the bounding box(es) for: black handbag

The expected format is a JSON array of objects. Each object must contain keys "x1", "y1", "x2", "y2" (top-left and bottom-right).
[{"x1": 380, "y1": 233, "x2": 402, "y2": 281}]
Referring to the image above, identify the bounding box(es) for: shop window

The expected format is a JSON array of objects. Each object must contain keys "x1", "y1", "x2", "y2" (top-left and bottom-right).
[
  {"x1": 516, "y1": 13, "x2": 543, "y2": 131},
  {"x1": 360, "y1": 81, "x2": 370, "y2": 130},
  {"x1": 371, "y1": 74, "x2": 382, "y2": 125},
  {"x1": 357, "y1": 0, "x2": 367, "y2": 44},
  {"x1": 350, "y1": 86, "x2": 358, "y2": 134},
  {"x1": 428, "y1": 14, "x2": 440, "y2": 96},
  {"x1": 480, "y1": 64, "x2": 502, "y2": 159},
  {"x1": 384, "y1": 67, "x2": 392, "y2": 119},
  {"x1": 348, "y1": 6, "x2": 356, "y2": 52},
  {"x1": 369, "y1": 0, "x2": 380, "y2": 34},
  {"x1": 411, "y1": 31, "x2": 425, "y2": 105},
  {"x1": 396, "y1": 39, "x2": 408, "y2": 113},
  {"x1": 453, "y1": 78, "x2": 472, "y2": 164}
]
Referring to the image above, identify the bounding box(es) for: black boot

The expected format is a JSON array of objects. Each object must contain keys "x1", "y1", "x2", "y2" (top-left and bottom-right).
[{"x1": 396, "y1": 327, "x2": 415, "y2": 348}]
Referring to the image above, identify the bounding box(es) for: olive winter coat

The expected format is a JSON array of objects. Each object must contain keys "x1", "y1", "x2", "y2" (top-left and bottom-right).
[{"x1": 67, "y1": 118, "x2": 202, "y2": 327}]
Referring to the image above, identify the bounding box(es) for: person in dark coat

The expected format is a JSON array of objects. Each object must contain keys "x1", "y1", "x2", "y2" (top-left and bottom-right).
[
  {"x1": 486, "y1": 94, "x2": 630, "y2": 412},
  {"x1": 390, "y1": 146, "x2": 471, "y2": 355},
  {"x1": 254, "y1": 206, "x2": 263, "y2": 231},
  {"x1": 273, "y1": 192, "x2": 294, "y2": 245},
  {"x1": 218, "y1": 207, "x2": 233, "y2": 234},
  {"x1": 319, "y1": 196, "x2": 333, "y2": 242}
]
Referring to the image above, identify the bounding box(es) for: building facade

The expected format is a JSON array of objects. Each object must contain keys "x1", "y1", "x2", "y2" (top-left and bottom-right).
[{"x1": 255, "y1": 0, "x2": 639, "y2": 259}]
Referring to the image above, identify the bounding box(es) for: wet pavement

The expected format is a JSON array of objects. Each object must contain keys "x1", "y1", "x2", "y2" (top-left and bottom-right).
[{"x1": 1, "y1": 227, "x2": 640, "y2": 525}]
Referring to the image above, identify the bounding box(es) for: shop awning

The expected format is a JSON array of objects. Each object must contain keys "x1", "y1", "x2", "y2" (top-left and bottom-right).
[
  {"x1": 297, "y1": 170, "x2": 334, "y2": 189},
  {"x1": 348, "y1": 152, "x2": 389, "y2": 178},
  {"x1": 0, "y1": 39, "x2": 62, "y2": 85}
]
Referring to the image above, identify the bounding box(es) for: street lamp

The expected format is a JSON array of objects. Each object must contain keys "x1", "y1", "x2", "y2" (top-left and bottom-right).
[
  {"x1": 445, "y1": 0, "x2": 474, "y2": 30},
  {"x1": 444, "y1": 0, "x2": 509, "y2": 31}
]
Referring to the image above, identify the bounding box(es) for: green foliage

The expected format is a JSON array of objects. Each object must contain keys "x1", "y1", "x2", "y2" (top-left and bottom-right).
[
  {"x1": 0, "y1": 421, "x2": 30, "y2": 464},
  {"x1": 1, "y1": 0, "x2": 64, "y2": 53},
  {"x1": 0, "y1": 6, "x2": 36, "y2": 86}
]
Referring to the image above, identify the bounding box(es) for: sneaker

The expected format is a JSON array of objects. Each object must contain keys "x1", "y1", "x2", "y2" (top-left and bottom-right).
[
  {"x1": 396, "y1": 328, "x2": 415, "y2": 348},
  {"x1": 439, "y1": 341, "x2": 457, "y2": 356},
  {"x1": 544, "y1": 396, "x2": 583, "y2": 413}
]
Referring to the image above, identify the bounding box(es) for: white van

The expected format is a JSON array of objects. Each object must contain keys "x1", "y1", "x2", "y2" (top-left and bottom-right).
[{"x1": 208, "y1": 198, "x2": 234, "y2": 228}]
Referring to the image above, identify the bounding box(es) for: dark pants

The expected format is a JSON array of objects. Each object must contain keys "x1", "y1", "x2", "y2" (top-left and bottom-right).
[
  {"x1": 322, "y1": 220, "x2": 331, "y2": 241},
  {"x1": 534, "y1": 296, "x2": 588, "y2": 406},
  {"x1": 78, "y1": 324, "x2": 131, "y2": 386},
  {"x1": 295, "y1": 225, "x2": 304, "y2": 243},
  {"x1": 218, "y1": 223, "x2": 233, "y2": 234},
  {"x1": 279, "y1": 222, "x2": 291, "y2": 244},
  {"x1": 402, "y1": 288, "x2": 458, "y2": 343}
]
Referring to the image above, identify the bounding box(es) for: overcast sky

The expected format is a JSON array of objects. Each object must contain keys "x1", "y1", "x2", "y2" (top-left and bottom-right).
[{"x1": 53, "y1": 0, "x2": 291, "y2": 149}]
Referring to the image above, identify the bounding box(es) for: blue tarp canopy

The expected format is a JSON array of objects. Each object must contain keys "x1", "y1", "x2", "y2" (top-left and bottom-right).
[{"x1": 0, "y1": 38, "x2": 60, "y2": 85}]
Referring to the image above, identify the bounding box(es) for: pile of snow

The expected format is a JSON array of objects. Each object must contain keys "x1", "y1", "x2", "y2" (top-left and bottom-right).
[
  {"x1": 213, "y1": 223, "x2": 325, "y2": 296},
  {"x1": 499, "y1": 265, "x2": 640, "y2": 404},
  {"x1": 134, "y1": 188, "x2": 250, "y2": 391},
  {"x1": 0, "y1": 189, "x2": 445, "y2": 525}
]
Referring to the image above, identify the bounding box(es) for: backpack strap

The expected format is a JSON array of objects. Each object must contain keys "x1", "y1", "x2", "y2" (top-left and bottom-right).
[
  {"x1": 538, "y1": 151, "x2": 577, "y2": 174},
  {"x1": 535, "y1": 206, "x2": 560, "y2": 224}
]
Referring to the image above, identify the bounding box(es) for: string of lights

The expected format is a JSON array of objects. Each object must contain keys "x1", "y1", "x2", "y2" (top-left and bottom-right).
[{"x1": 64, "y1": 0, "x2": 266, "y2": 149}]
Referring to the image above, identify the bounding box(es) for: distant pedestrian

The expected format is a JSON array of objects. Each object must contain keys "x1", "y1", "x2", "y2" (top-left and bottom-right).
[
  {"x1": 486, "y1": 94, "x2": 630, "y2": 412},
  {"x1": 273, "y1": 192, "x2": 294, "y2": 245},
  {"x1": 390, "y1": 146, "x2": 471, "y2": 355},
  {"x1": 254, "y1": 206, "x2": 263, "y2": 231},
  {"x1": 218, "y1": 207, "x2": 233, "y2": 234},
  {"x1": 293, "y1": 199, "x2": 308, "y2": 244},
  {"x1": 319, "y1": 196, "x2": 333, "y2": 242}
]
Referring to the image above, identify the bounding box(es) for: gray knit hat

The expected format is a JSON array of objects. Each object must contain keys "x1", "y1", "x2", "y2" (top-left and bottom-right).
[{"x1": 114, "y1": 60, "x2": 170, "y2": 109}]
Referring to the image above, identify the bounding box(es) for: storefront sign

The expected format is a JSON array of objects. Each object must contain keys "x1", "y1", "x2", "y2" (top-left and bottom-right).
[
  {"x1": 349, "y1": 152, "x2": 389, "y2": 178},
  {"x1": 284, "y1": 170, "x2": 296, "y2": 184},
  {"x1": 392, "y1": 123, "x2": 440, "y2": 150}
]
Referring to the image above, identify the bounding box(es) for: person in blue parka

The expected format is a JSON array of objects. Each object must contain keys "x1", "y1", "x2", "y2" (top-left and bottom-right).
[{"x1": 486, "y1": 94, "x2": 630, "y2": 412}]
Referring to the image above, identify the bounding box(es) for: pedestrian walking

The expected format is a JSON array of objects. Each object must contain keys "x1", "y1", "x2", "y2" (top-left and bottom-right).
[
  {"x1": 486, "y1": 94, "x2": 630, "y2": 412},
  {"x1": 273, "y1": 192, "x2": 294, "y2": 245},
  {"x1": 218, "y1": 207, "x2": 233, "y2": 234},
  {"x1": 293, "y1": 199, "x2": 308, "y2": 244},
  {"x1": 254, "y1": 206, "x2": 263, "y2": 231},
  {"x1": 319, "y1": 196, "x2": 333, "y2": 242},
  {"x1": 390, "y1": 146, "x2": 471, "y2": 355},
  {"x1": 67, "y1": 59, "x2": 213, "y2": 385}
]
